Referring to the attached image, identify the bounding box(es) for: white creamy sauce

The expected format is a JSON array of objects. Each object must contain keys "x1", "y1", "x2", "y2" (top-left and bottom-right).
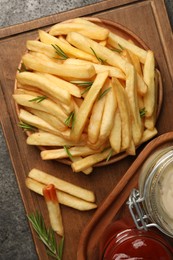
[{"x1": 160, "y1": 163, "x2": 173, "y2": 221}]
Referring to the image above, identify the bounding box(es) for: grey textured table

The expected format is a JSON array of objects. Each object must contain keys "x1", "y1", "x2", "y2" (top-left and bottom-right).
[{"x1": 0, "y1": 1, "x2": 172, "y2": 259}]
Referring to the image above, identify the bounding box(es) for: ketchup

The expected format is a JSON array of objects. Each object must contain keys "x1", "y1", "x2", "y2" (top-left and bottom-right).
[{"x1": 100, "y1": 221, "x2": 173, "y2": 260}]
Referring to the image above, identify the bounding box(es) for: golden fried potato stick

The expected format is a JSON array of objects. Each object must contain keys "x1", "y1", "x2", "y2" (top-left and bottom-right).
[
  {"x1": 49, "y1": 22, "x2": 109, "y2": 40},
  {"x1": 26, "y1": 178, "x2": 97, "y2": 211},
  {"x1": 38, "y1": 30, "x2": 98, "y2": 63},
  {"x1": 26, "y1": 132, "x2": 86, "y2": 146},
  {"x1": 125, "y1": 63, "x2": 143, "y2": 145},
  {"x1": 140, "y1": 128, "x2": 158, "y2": 143},
  {"x1": 35, "y1": 72, "x2": 81, "y2": 98},
  {"x1": 143, "y1": 50, "x2": 156, "y2": 117},
  {"x1": 87, "y1": 91, "x2": 106, "y2": 144},
  {"x1": 22, "y1": 53, "x2": 96, "y2": 79},
  {"x1": 17, "y1": 71, "x2": 71, "y2": 105},
  {"x1": 19, "y1": 109, "x2": 65, "y2": 137},
  {"x1": 28, "y1": 168, "x2": 95, "y2": 202},
  {"x1": 66, "y1": 32, "x2": 126, "y2": 72},
  {"x1": 43, "y1": 184, "x2": 64, "y2": 236},
  {"x1": 109, "y1": 109, "x2": 121, "y2": 153},
  {"x1": 108, "y1": 32, "x2": 147, "y2": 63},
  {"x1": 112, "y1": 77, "x2": 131, "y2": 150},
  {"x1": 13, "y1": 94, "x2": 67, "y2": 122},
  {"x1": 41, "y1": 146, "x2": 102, "y2": 160},
  {"x1": 71, "y1": 148, "x2": 113, "y2": 173},
  {"x1": 27, "y1": 108, "x2": 67, "y2": 131},
  {"x1": 71, "y1": 71, "x2": 109, "y2": 142},
  {"x1": 99, "y1": 84, "x2": 117, "y2": 143},
  {"x1": 64, "y1": 58, "x2": 125, "y2": 79}
]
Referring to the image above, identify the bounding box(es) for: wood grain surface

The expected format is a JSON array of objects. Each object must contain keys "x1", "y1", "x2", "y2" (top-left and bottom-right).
[{"x1": 0, "y1": 0, "x2": 173, "y2": 259}]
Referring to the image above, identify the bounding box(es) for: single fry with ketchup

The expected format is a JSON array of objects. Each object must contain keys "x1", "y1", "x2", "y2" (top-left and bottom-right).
[{"x1": 43, "y1": 184, "x2": 64, "y2": 236}]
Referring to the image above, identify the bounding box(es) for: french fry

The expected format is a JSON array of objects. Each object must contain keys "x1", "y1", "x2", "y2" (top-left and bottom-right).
[
  {"x1": 28, "y1": 168, "x2": 95, "y2": 202},
  {"x1": 66, "y1": 32, "x2": 126, "y2": 72},
  {"x1": 27, "y1": 108, "x2": 67, "y2": 131},
  {"x1": 43, "y1": 184, "x2": 64, "y2": 236},
  {"x1": 22, "y1": 53, "x2": 96, "y2": 79},
  {"x1": 144, "y1": 69, "x2": 159, "y2": 130},
  {"x1": 113, "y1": 77, "x2": 131, "y2": 150},
  {"x1": 17, "y1": 71, "x2": 71, "y2": 105},
  {"x1": 36, "y1": 72, "x2": 81, "y2": 98},
  {"x1": 49, "y1": 22, "x2": 109, "y2": 40},
  {"x1": 71, "y1": 148, "x2": 113, "y2": 172},
  {"x1": 38, "y1": 30, "x2": 98, "y2": 63},
  {"x1": 143, "y1": 50, "x2": 156, "y2": 117},
  {"x1": 13, "y1": 94, "x2": 67, "y2": 122},
  {"x1": 109, "y1": 109, "x2": 121, "y2": 153},
  {"x1": 108, "y1": 32, "x2": 147, "y2": 63},
  {"x1": 19, "y1": 109, "x2": 65, "y2": 136},
  {"x1": 15, "y1": 87, "x2": 74, "y2": 115},
  {"x1": 41, "y1": 146, "x2": 102, "y2": 160},
  {"x1": 99, "y1": 84, "x2": 117, "y2": 143},
  {"x1": 140, "y1": 127, "x2": 158, "y2": 143},
  {"x1": 128, "y1": 49, "x2": 143, "y2": 76},
  {"x1": 26, "y1": 132, "x2": 86, "y2": 146},
  {"x1": 70, "y1": 156, "x2": 93, "y2": 175},
  {"x1": 121, "y1": 49, "x2": 147, "y2": 95},
  {"x1": 64, "y1": 58, "x2": 125, "y2": 79},
  {"x1": 25, "y1": 177, "x2": 97, "y2": 211},
  {"x1": 125, "y1": 63, "x2": 143, "y2": 145},
  {"x1": 87, "y1": 89, "x2": 106, "y2": 144},
  {"x1": 70, "y1": 71, "x2": 109, "y2": 142},
  {"x1": 29, "y1": 50, "x2": 63, "y2": 64}
]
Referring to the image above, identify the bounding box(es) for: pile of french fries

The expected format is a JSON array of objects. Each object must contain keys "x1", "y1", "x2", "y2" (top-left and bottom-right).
[{"x1": 14, "y1": 18, "x2": 160, "y2": 174}]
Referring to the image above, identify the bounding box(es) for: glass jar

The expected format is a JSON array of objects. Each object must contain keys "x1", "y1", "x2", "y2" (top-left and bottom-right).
[
  {"x1": 128, "y1": 146, "x2": 173, "y2": 238},
  {"x1": 100, "y1": 220, "x2": 173, "y2": 260}
]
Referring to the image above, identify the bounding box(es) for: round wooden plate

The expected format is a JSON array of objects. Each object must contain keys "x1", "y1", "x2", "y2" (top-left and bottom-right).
[{"x1": 14, "y1": 17, "x2": 163, "y2": 167}]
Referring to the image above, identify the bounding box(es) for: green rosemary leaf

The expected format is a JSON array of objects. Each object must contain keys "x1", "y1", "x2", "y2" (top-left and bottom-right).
[
  {"x1": 70, "y1": 80, "x2": 93, "y2": 87},
  {"x1": 106, "y1": 149, "x2": 113, "y2": 162},
  {"x1": 98, "y1": 87, "x2": 111, "y2": 100},
  {"x1": 139, "y1": 107, "x2": 146, "y2": 118},
  {"x1": 111, "y1": 47, "x2": 122, "y2": 53},
  {"x1": 18, "y1": 122, "x2": 37, "y2": 132},
  {"x1": 118, "y1": 43, "x2": 124, "y2": 50},
  {"x1": 81, "y1": 85, "x2": 92, "y2": 95},
  {"x1": 52, "y1": 44, "x2": 69, "y2": 60},
  {"x1": 29, "y1": 96, "x2": 47, "y2": 103},
  {"x1": 64, "y1": 111, "x2": 75, "y2": 128},
  {"x1": 28, "y1": 211, "x2": 64, "y2": 260},
  {"x1": 90, "y1": 47, "x2": 106, "y2": 64},
  {"x1": 17, "y1": 63, "x2": 27, "y2": 73},
  {"x1": 64, "y1": 145, "x2": 73, "y2": 160}
]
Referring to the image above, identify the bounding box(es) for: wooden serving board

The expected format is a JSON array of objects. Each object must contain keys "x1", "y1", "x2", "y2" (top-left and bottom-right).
[{"x1": 0, "y1": 0, "x2": 172, "y2": 259}]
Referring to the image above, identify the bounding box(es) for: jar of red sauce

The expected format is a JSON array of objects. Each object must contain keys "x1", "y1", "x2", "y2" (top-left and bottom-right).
[{"x1": 100, "y1": 220, "x2": 173, "y2": 260}]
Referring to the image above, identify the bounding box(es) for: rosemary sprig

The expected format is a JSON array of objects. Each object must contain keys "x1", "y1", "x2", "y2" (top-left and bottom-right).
[
  {"x1": 17, "y1": 63, "x2": 27, "y2": 73},
  {"x1": 28, "y1": 211, "x2": 64, "y2": 260},
  {"x1": 90, "y1": 47, "x2": 106, "y2": 64},
  {"x1": 81, "y1": 86, "x2": 92, "y2": 95},
  {"x1": 64, "y1": 111, "x2": 75, "y2": 128},
  {"x1": 106, "y1": 149, "x2": 113, "y2": 162},
  {"x1": 18, "y1": 122, "x2": 37, "y2": 132},
  {"x1": 70, "y1": 81, "x2": 93, "y2": 96},
  {"x1": 52, "y1": 44, "x2": 69, "y2": 60},
  {"x1": 139, "y1": 107, "x2": 146, "y2": 118},
  {"x1": 70, "y1": 81, "x2": 93, "y2": 87},
  {"x1": 98, "y1": 87, "x2": 111, "y2": 100},
  {"x1": 29, "y1": 96, "x2": 47, "y2": 103},
  {"x1": 118, "y1": 43, "x2": 124, "y2": 50},
  {"x1": 64, "y1": 145, "x2": 73, "y2": 160},
  {"x1": 111, "y1": 47, "x2": 122, "y2": 53}
]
